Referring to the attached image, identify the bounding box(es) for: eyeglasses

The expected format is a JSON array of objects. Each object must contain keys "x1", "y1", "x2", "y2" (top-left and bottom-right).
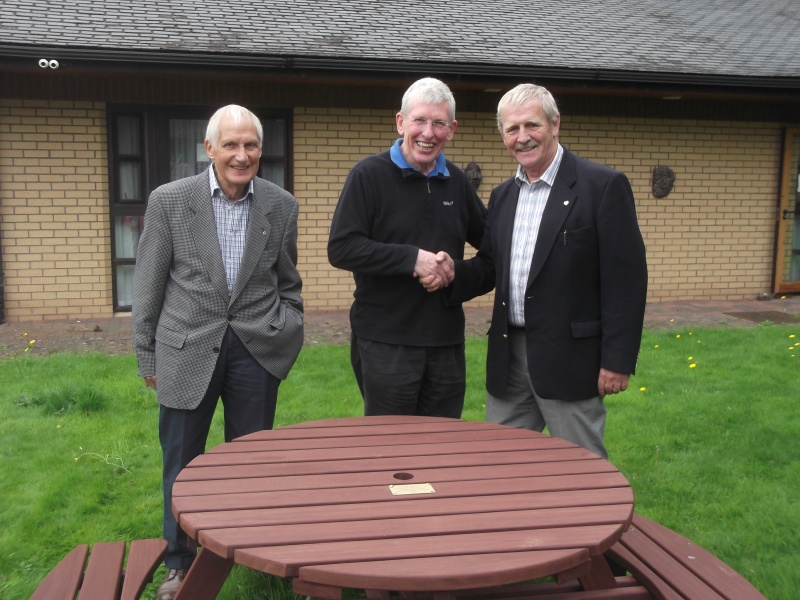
[{"x1": 407, "y1": 117, "x2": 452, "y2": 131}]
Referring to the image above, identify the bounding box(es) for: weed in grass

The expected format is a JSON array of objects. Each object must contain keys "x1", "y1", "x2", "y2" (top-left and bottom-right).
[{"x1": 14, "y1": 383, "x2": 108, "y2": 415}]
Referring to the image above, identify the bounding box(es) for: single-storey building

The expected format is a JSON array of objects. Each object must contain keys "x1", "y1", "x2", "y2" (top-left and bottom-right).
[{"x1": 1, "y1": 0, "x2": 799, "y2": 323}]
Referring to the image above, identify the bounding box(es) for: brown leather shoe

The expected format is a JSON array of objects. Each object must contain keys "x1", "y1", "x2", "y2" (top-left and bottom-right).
[{"x1": 157, "y1": 568, "x2": 186, "y2": 600}]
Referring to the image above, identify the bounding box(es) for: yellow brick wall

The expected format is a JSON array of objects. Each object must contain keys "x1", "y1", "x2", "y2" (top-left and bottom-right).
[
  {"x1": 0, "y1": 101, "x2": 784, "y2": 321},
  {"x1": 0, "y1": 99, "x2": 112, "y2": 321},
  {"x1": 561, "y1": 116, "x2": 780, "y2": 302},
  {"x1": 295, "y1": 108, "x2": 781, "y2": 310}
]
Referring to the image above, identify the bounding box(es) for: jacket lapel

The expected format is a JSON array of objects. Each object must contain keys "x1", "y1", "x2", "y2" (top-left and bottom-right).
[
  {"x1": 231, "y1": 179, "x2": 272, "y2": 303},
  {"x1": 188, "y1": 172, "x2": 230, "y2": 301},
  {"x1": 527, "y1": 150, "x2": 578, "y2": 287}
]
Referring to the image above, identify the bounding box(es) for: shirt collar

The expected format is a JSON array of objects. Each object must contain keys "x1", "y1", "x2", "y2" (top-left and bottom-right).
[
  {"x1": 390, "y1": 138, "x2": 450, "y2": 178},
  {"x1": 515, "y1": 143, "x2": 564, "y2": 187},
  {"x1": 208, "y1": 166, "x2": 254, "y2": 202}
]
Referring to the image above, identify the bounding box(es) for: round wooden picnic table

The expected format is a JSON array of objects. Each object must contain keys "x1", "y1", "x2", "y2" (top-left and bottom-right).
[{"x1": 171, "y1": 416, "x2": 634, "y2": 599}]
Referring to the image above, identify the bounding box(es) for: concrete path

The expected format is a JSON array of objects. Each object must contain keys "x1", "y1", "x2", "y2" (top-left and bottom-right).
[{"x1": 1, "y1": 296, "x2": 799, "y2": 357}]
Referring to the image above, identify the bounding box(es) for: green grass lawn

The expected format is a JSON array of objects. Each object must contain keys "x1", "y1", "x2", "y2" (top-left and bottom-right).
[{"x1": 0, "y1": 325, "x2": 798, "y2": 599}]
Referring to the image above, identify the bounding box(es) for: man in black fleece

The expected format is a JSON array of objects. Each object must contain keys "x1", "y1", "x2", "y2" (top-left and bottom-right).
[{"x1": 328, "y1": 77, "x2": 487, "y2": 418}]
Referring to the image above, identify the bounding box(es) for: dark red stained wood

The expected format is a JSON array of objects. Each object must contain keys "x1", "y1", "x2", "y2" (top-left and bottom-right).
[
  {"x1": 209, "y1": 426, "x2": 537, "y2": 454},
  {"x1": 235, "y1": 525, "x2": 621, "y2": 577},
  {"x1": 297, "y1": 549, "x2": 591, "y2": 591},
  {"x1": 172, "y1": 547, "x2": 234, "y2": 600},
  {"x1": 177, "y1": 486, "x2": 632, "y2": 538},
  {"x1": 197, "y1": 504, "x2": 632, "y2": 558},
  {"x1": 606, "y1": 542, "x2": 685, "y2": 600},
  {"x1": 173, "y1": 457, "x2": 618, "y2": 496},
  {"x1": 172, "y1": 459, "x2": 612, "y2": 497},
  {"x1": 171, "y1": 416, "x2": 636, "y2": 599},
  {"x1": 174, "y1": 473, "x2": 631, "y2": 517},
  {"x1": 454, "y1": 579, "x2": 654, "y2": 600},
  {"x1": 119, "y1": 539, "x2": 168, "y2": 600},
  {"x1": 75, "y1": 541, "x2": 126, "y2": 599},
  {"x1": 188, "y1": 437, "x2": 581, "y2": 468},
  {"x1": 614, "y1": 515, "x2": 767, "y2": 600},
  {"x1": 175, "y1": 446, "x2": 597, "y2": 482},
  {"x1": 30, "y1": 544, "x2": 88, "y2": 600}
]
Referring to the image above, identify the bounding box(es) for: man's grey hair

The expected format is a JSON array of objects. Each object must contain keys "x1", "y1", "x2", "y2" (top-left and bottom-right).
[
  {"x1": 206, "y1": 105, "x2": 264, "y2": 148},
  {"x1": 497, "y1": 84, "x2": 560, "y2": 129},
  {"x1": 400, "y1": 77, "x2": 456, "y2": 122}
]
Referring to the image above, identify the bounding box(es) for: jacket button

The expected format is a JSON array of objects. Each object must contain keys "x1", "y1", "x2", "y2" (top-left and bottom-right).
[
  {"x1": 503, "y1": 334, "x2": 508, "y2": 339},
  {"x1": 227, "y1": 314, "x2": 234, "y2": 321},
  {"x1": 212, "y1": 347, "x2": 220, "y2": 353}
]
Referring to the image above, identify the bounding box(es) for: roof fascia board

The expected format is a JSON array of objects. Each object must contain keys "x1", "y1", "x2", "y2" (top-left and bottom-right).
[{"x1": 3, "y1": 44, "x2": 799, "y2": 92}]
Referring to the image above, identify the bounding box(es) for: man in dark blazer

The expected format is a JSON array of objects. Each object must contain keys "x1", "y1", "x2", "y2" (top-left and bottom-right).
[
  {"x1": 431, "y1": 83, "x2": 647, "y2": 459},
  {"x1": 132, "y1": 105, "x2": 304, "y2": 599}
]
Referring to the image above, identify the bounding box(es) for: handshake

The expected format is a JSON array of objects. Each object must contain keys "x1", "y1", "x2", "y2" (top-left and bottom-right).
[{"x1": 414, "y1": 249, "x2": 455, "y2": 293}]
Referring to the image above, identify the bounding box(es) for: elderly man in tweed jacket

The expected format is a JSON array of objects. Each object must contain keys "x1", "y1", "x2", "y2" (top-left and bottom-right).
[{"x1": 132, "y1": 105, "x2": 304, "y2": 600}]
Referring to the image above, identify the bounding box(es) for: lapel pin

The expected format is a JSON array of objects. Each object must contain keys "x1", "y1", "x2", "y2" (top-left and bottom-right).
[{"x1": 563, "y1": 200, "x2": 570, "y2": 206}]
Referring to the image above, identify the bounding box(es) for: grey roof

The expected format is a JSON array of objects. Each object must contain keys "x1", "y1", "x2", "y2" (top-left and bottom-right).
[{"x1": 2, "y1": 0, "x2": 800, "y2": 82}]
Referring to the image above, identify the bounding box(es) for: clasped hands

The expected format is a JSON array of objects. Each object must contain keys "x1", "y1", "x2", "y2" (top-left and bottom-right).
[{"x1": 414, "y1": 249, "x2": 455, "y2": 292}]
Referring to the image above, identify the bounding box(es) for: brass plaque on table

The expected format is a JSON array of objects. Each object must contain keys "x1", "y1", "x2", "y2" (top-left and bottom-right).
[{"x1": 389, "y1": 483, "x2": 436, "y2": 496}]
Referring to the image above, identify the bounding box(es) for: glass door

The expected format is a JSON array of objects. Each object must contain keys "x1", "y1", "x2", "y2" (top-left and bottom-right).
[{"x1": 775, "y1": 128, "x2": 800, "y2": 293}]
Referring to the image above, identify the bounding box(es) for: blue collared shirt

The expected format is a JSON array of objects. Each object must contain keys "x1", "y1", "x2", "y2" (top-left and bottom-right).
[{"x1": 390, "y1": 138, "x2": 450, "y2": 177}]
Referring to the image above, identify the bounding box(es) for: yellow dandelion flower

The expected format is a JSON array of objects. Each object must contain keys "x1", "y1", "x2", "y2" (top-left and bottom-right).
[
  {"x1": 639, "y1": 387, "x2": 646, "y2": 392},
  {"x1": 23, "y1": 347, "x2": 29, "y2": 353},
  {"x1": 790, "y1": 334, "x2": 796, "y2": 339},
  {"x1": 789, "y1": 347, "x2": 795, "y2": 351},
  {"x1": 689, "y1": 363, "x2": 697, "y2": 368},
  {"x1": 670, "y1": 319, "x2": 674, "y2": 323},
  {"x1": 688, "y1": 356, "x2": 693, "y2": 361},
  {"x1": 676, "y1": 334, "x2": 681, "y2": 339},
  {"x1": 654, "y1": 344, "x2": 659, "y2": 348},
  {"x1": 23, "y1": 332, "x2": 28, "y2": 337},
  {"x1": 29, "y1": 340, "x2": 35, "y2": 345},
  {"x1": 689, "y1": 332, "x2": 693, "y2": 336}
]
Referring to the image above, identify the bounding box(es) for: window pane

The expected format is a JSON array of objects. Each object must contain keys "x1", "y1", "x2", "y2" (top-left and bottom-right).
[
  {"x1": 263, "y1": 119, "x2": 285, "y2": 156},
  {"x1": 261, "y1": 163, "x2": 284, "y2": 188},
  {"x1": 117, "y1": 116, "x2": 140, "y2": 155},
  {"x1": 119, "y1": 161, "x2": 141, "y2": 202},
  {"x1": 115, "y1": 216, "x2": 144, "y2": 258},
  {"x1": 170, "y1": 119, "x2": 210, "y2": 180},
  {"x1": 116, "y1": 264, "x2": 135, "y2": 307}
]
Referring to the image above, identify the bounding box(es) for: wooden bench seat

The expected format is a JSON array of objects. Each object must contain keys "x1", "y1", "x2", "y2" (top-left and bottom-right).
[
  {"x1": 446, "y1": 513, "x2": 765, "y2": 600},
  {"x1": 606, "y1": 514, "x2": 766, "y2": 600},
  {"x1": 31, "y1": 538, "x2": 168, "y2": 600}
]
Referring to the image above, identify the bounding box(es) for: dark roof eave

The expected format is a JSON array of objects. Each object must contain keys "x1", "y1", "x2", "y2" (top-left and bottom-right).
[{"x1": 3, "y1": 43, "x2": 800, "y2": 93}]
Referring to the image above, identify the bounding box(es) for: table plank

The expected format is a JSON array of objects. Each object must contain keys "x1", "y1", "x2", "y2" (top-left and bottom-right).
[
  {"x1": 197, "y1": 503, "x2": 632, "y2": 558},
  {"x1": 174, "y1": 484, "x2": 633, "y2": 538},
  {"x1": 173, "y1": 457, "x2": 617, "y2": 496},
  {"x1": 189, "y1": 437, "x2": 579, "y2": 468},
  {"x1": 297, "y1": 549, "x2": 592, "y2": 591},
  {"x1": 208, "y1": 426, "x2": 537, "y2": 454},
  {"x1": 236, "y1": 525, "x2": 620, "y2": 577},
  {"x1": 176, "y1": 446, "x2": 597, "y2": 482}
]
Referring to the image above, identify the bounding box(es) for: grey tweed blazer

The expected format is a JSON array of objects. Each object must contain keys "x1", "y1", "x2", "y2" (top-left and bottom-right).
[{"x1": 132, "y1": 169, "x2": 304, "y2": 410}]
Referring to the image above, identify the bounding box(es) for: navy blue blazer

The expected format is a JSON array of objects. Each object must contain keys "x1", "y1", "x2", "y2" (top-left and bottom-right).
[{"x1": 452, "y1": 147, "x2": 647, "y2": 401}]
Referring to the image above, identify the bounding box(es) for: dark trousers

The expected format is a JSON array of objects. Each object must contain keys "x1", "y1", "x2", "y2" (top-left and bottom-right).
[
  {"x1": 159, "y1": 327, "x2": 280, "y2": 569},
  {"x1": 351, "y1": 334, "x2": 465, "y2": 418}
]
